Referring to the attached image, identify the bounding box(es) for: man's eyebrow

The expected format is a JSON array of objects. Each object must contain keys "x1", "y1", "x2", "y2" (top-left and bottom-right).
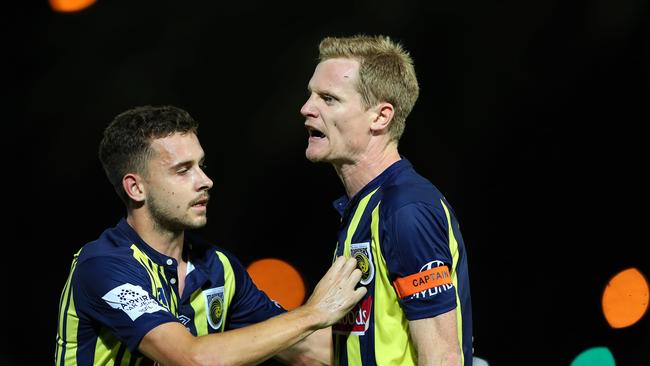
[
  {"x1": 169, "y1": 160, "x2": 192, "y2": 170},
  {"x1": 169, "y1": 155, "x2": 205, "y2": 170},
  {"x1": 310, "y1": 86, "x2": 335, "y2": 96}
]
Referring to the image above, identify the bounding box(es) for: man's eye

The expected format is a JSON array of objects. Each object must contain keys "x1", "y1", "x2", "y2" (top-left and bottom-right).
[
  {"x1": 177, "y1": 168, "x2": 189, "y2": 175},
  {"x1": 322, "y1": 94, "x2": 335, "y2": 103}
]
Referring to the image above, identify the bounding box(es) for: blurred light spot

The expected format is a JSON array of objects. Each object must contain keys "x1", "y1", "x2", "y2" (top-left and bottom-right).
[
  {"x1": 570, "y1": 347, "x2": 615, "y2": 366},
  {"x1": 473, "y1": 356, "x2": 489, "y2": 366},
  {"x1": 602, "y1": 267, "x2": 649, "y2": 328},
  {"x1": 247, "y1": 258, "x2": 305, "y2": 310},
  {"x1": 49, "y1": 0, "x2": 96, "y2": 13}
]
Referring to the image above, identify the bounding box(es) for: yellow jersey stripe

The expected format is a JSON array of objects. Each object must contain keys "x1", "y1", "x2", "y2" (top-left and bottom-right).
[
  {"x1": 371, "y1": 203, "x2": 416, "y2": 366},
  {"x1": 130, "y1": 245, "x2": 157, "y2": 296},
  {"x1": 56, "y1": 252, "x2": 79, "y2": 366},
  {"x1": 342, "y1": 188, "x2": 379, "y2": 366},
  {"x1": 217, "y1": 251, "x2": 236, "y2": 332},
  {"x1": 190, "y1": 288, "x2": 208, "y2": 335},
  {"x1": 155, "y1": 263, "x2": 178, "y2": 314},
  {"x1": 119, "y1": 345, "x2": 133, "y2": 365},
  {"x1": 92, "y1": 327, "x2": 122, "y2": 365},
  {"x1": 62, "y1": 289, "x2": 78, "y2": 366}
]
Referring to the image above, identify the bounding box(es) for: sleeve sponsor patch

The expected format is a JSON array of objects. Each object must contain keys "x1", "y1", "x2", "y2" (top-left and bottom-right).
[
  {"x1": 393, "y1": 265, "x2": 452, "y2": 299},
  {"x1": 102, "y1": 283, "x2": 167, "y2": 321}
]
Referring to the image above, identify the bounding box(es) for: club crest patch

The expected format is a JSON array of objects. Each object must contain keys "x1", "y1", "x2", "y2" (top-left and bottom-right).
[
  {"x1": 204, "y1": 286, "x2": 225, "y2": 330},
  {"x1": 351, "y1": 242, "x2": 374, "y2": 285}
]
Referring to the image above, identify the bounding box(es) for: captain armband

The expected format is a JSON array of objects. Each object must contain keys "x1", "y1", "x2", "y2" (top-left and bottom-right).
[{"x1": 392, "y1": 266, "x2": 452, "y2": 299}]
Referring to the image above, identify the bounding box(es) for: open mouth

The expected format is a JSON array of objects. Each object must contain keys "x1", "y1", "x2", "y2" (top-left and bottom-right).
[{"x1": 307, "y1": 126, "x2": 326, "y2": 139}]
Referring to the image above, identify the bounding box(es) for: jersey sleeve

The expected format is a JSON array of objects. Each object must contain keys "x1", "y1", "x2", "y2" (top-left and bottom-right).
[
  {"x1": 381, "y1": 202, "x2": 458, "y2": 320},
  {"x1": 72, "y1": 255, "x2": 180, "y2": 352},
  {"x1": 224, "y1": 253, "x2": 286, "y2": 329}
]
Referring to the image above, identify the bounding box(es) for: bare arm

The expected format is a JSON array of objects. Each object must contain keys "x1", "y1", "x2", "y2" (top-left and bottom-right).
[
  {"x1": 139, "y1": 257, "x2": 365, "y2": 366},
  {"x1": 274, "y1": 327, "x2": 332, "y2": 366},
  {"x1": 408, "y1": 309, "x2": 461, "y2": 366}
]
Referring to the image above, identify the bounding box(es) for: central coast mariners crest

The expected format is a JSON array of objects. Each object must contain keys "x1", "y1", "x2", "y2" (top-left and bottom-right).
[
  {"x1": 350, "y1": 242, "x2": 374, "y2": 285},
  {"x1": 204, "y1": 286, "x2": 225, "y2": 330}
]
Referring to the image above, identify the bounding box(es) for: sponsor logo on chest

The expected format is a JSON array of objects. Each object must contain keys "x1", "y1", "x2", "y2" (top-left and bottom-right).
[{"x1": 332, "y1": 295, "x2": 373, "y2": 335}]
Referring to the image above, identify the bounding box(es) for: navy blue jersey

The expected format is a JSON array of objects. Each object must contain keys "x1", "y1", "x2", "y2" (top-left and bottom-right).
[
  {"x1": 331, "y1": 158, "x2": 473, "y2": 366},
  {"x1": 55, "y1": 219, "x2": 284, "y2": 365}
]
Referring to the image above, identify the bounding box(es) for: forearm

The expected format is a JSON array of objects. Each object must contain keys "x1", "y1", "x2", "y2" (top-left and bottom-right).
[
  {"x1": 140, "y1": 307, "x2": 323, "y2": 366},
  {"x1": 140, "y1": 257, "x2": 365, "y2": 366},
  {"x1": 275, "y1": 327, "x2": 332, "y2": 366},
  {"x1": 417, "y1": 348, "x2": 460, "y2": 366},
  {"x1": 193, "y1": 306, "x2": 322, "y2": 366}
]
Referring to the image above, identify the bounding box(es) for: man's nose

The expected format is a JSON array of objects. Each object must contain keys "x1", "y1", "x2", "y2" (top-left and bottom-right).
[{"x1": 300, "y1": 96, "x2": 317, "y2": 118}]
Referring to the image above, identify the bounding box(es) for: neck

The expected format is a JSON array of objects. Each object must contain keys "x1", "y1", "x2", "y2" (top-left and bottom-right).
[
  {"x1": 126, "y1": 210, "x2": 185, "y2": 262},
  {"x1": 334, "y1": 142, "x2": 400, "y2": 198}
]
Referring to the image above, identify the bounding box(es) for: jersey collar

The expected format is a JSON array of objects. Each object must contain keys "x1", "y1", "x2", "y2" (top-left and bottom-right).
[
  {"x1": 332, "y1": 157, "x2": 413, "y2": 217},
  {"x1": 115, "y1": 218, "x2": 184, "y2": 268}
]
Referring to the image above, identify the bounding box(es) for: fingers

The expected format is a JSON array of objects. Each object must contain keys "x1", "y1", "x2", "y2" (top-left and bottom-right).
[
  {"x1": 328, "y1": 256, "x2": 367, "y2": 308},
  {"x1": 333, "y1": 255, "x2": 349, "y2": 273},
  {"x1": 322, "y1": 256, "x2": 349, "y2": 283},
  {"x1": 346, "y1": 263, "x2": 363, "y2": 287},
  {"x1": 345, "y1": 264, "x2": 367, "y2": 303},
  {"x1": 323, "y1": 256, "x2": 359, "y2": 285},
  {"x1": 305, "y1": 256, "x2": 367, "y2": 323},
  {"x1": 341, "y1": 256, "x2": 359, "y2": 278},
  {"x1": 353, "y1": 285, "x2": 368, "y2": 301}
]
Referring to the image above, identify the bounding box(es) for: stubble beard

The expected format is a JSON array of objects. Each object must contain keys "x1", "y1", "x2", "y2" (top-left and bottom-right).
[{"x1": 148, "y1": 193, "x2": 207, "y2": 233}]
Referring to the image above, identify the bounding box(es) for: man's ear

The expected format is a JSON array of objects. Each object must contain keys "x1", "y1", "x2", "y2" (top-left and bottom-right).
[
  {"x1": 122, "y1": 173, "x2": 146, "y2": 203},
  {"x1": 370, "y1": 102, "x2": 395, "y2": 134}
]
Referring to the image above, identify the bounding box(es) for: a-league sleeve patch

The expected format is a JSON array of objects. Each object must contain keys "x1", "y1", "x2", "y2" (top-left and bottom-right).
[{"x1": 393, "y1": 265, "x2": 453, "y2": 299}]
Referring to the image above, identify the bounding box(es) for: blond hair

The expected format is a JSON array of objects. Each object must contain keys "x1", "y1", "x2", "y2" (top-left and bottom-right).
[{"x1": 318, "y1": 35, "x2": 419, "y2": 142}]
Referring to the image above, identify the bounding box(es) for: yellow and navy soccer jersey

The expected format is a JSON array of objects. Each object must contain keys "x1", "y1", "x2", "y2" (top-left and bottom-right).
[
  {"x1": 55, "y1": 219, "x2": 285, "y2": 366},
  {"x1": 331, "y1": 158, "x2": 473, "y2": 366}
]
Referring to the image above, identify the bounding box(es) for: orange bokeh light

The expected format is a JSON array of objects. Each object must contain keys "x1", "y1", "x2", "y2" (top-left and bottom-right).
[
  {"x1": 247, "y1": 258, "x2": 306, "y2": 310},
  {"x1": 602, "y1": 267, "x2": 649, "y2": 328},
  {"x1": 49, "y1": 0, "x2": 97, "y2": 13}
]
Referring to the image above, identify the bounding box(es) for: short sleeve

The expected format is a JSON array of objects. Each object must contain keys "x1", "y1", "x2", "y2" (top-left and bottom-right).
[
  {"x1": 382, "y1": 202, "x2": 457, "y2": 320},
  {"x1": 72, "y1": 256, "x2": 180, "y2": 351},
  {"x1": 224, "y1": 254, "x2": 286, "y2": 329}
]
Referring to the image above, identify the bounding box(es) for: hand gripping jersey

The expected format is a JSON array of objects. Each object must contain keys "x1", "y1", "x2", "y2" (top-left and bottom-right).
[
  {"x1": 55, "y1": 219, "x2": 284, "y2": 365},
  {"x1": 331, "y1": 159, "x2": 473, "y2": 366}
]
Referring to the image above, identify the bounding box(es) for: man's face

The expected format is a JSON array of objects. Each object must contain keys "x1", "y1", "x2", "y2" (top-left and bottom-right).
[
  {"x1": 143, "y1": 132, "x2": 213, "y2": 231},
  {"x1": 300, "y1": 58, "x2": 375, "y2": 165}
]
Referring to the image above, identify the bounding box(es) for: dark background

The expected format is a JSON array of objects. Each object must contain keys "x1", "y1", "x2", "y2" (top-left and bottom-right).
[{"x1": 8, "y1": 0, "x2": 649, "y2": 364}]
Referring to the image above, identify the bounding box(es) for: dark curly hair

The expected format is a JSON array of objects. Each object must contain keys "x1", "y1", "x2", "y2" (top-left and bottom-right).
[{"x1": 98, "y1": 105, "x2": 199, "y2": 204}]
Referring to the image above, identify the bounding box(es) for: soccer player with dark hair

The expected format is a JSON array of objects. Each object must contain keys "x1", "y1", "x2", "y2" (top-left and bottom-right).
[{"x1": 55, "y1": 105, "x2": 366, "y2": 365}]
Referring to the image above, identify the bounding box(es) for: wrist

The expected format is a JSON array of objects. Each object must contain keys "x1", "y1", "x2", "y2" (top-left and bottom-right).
[{"x1": 293, "y1": 302, "x2": 327, "y2": 330}]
